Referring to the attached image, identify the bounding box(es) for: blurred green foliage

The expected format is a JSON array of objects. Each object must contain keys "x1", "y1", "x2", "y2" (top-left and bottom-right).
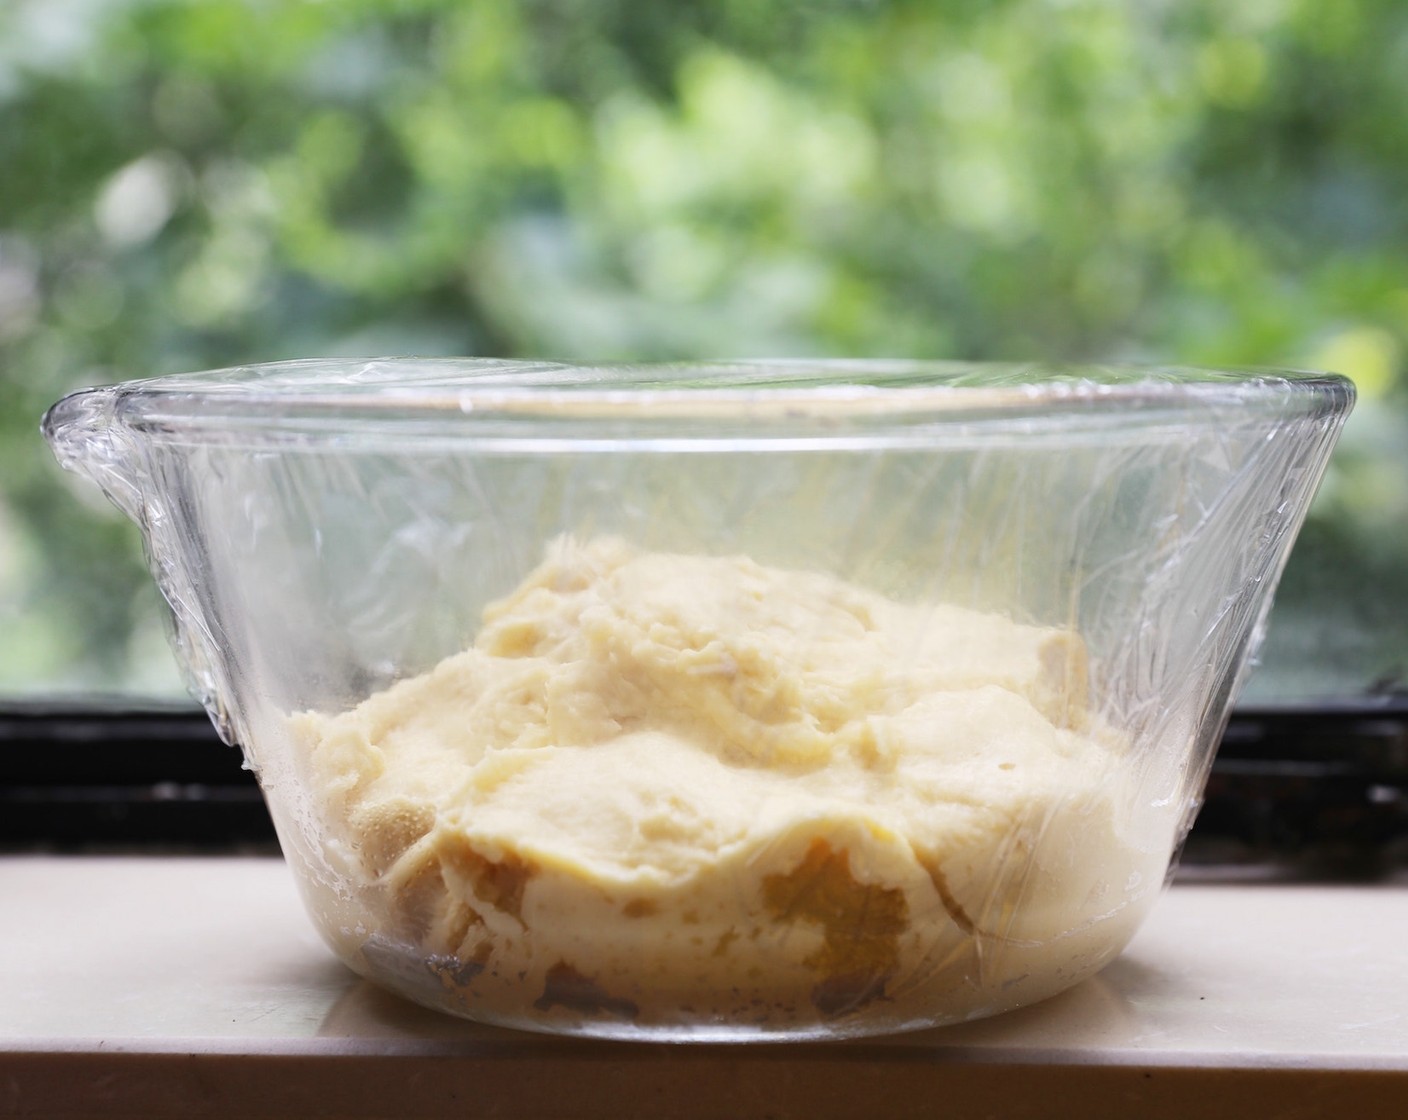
[{"x1": 1, "y1": 0, "x2": 1405, "y2": 699}]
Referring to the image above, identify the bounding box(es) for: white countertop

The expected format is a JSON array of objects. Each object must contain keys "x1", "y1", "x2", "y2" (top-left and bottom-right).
[{"x1": 3, "y1": 857, "x2": 1406, "y2": 1118}]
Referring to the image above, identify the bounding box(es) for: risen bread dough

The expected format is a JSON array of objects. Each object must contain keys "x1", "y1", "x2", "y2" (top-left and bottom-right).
[{"x1": 292, "y1": 538, "x2": 1162, "y2": 1033}]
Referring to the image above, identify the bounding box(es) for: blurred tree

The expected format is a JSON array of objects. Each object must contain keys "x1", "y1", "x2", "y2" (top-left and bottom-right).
[{"x1": 0, "y1": 0, "x2": 1404, "y2": 697}]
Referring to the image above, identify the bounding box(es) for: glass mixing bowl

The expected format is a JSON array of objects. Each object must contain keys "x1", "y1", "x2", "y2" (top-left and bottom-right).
[{"x1": 43, "y1": 359, "x2": 1353, "y2": 1041}]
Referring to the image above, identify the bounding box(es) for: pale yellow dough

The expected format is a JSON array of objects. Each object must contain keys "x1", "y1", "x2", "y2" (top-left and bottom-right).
[{"x1": 291, "y1": 538, "x2": 1165, "y2": 1032}]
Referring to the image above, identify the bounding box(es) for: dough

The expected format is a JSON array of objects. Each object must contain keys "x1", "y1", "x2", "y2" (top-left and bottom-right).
[{"x1": 291, "y1": 538, "x2": 1165, "y2": 1034}]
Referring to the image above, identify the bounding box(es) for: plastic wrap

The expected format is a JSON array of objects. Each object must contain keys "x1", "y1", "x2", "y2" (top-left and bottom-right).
[{"x1": 43, "y1": 358, "x2": 1353, "y2": 1040}]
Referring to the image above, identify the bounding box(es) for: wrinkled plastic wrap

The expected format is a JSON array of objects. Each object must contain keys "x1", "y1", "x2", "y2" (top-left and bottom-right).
[{"x1": 43, "y1": 359, "x2": 1353, "y2": 1041}]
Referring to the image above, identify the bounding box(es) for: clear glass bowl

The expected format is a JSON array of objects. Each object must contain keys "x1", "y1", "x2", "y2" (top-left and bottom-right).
[{"x1": 43, "y1": 359, "x2": 1353, "y2": 1041}]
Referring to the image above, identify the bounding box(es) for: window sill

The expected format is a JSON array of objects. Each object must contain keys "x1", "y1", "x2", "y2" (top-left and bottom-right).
[{"x1": 2, "y1": 856, "x2": 1406, "y2": 1118}]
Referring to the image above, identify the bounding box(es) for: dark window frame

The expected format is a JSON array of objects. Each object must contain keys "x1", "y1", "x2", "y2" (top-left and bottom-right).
[{"x1": 3, "y1": 700, "x2": 1405, "y2": 875}]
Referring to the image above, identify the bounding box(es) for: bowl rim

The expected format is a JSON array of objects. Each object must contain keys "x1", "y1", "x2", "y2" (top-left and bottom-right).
[{"x1": 54, "y1": 356, "x2": 1355, "y2": 422}]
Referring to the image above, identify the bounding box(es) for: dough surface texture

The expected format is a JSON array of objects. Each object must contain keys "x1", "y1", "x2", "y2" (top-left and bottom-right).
[{"x1": 292, "y1": 538, "x2": 1161, "y2": 1032}]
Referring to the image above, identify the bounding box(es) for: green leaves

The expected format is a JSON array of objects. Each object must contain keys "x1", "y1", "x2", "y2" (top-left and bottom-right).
[{"x1": 1, "y1": 0, "x2": 1405, "y2": 695}]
